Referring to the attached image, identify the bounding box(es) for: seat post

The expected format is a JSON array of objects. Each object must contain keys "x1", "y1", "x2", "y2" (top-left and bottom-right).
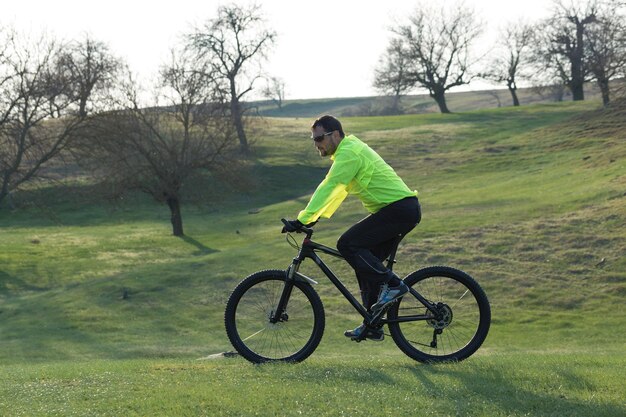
[{"x1": 386, "y1": 234, "x2": 403, "y2": 271}]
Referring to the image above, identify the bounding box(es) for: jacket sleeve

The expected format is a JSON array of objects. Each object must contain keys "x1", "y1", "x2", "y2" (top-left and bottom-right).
[{"x1": 297, "y1": 150, "x2": 360, "y2": 224}]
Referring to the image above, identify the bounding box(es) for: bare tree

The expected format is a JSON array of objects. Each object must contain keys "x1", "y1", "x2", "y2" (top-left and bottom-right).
[
  {"x1": 56, "y1": 34, "x2": 121, "y2": 117},
  {"x1": 75, "y1": 51, "x2": 239, "y2": 236},
  {"x1": 584, "y1": 4, "x2": 626, "y2": 105},
  {"x1": 536, "y1": 0, "x2": 600, "y2": 101},
  {"x1": 0, "y1": 27, "x2": 15, "y2": 124},
  {"x1": 528, "y1": 27, "x2": 573, "y2": 100},
  {"x1": 487, "y1": 90, "x2": 503, "y2": 108},
  {"x1": 393, "y1": 1, "x2": 483, "y2": 113},
  {"x1": 373, "y1": 38, "x2": 414, "y2": 114},
  {"x1": 262, "y1": 76, "x2": 286, "y2": 110},
  {"x1": 483, "y1": 23, "x2": 535, "y2": 106},
  {"x1": 186, "y1": 3, "x2": 276, "y2": 153},
  {"x1": 0, "y1": 31, "x2": 101, "y2": 208}
]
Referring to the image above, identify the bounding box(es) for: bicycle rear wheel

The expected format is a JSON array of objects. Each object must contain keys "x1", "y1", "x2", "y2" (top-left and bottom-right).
[
  {"x1": 225, "y1": 270, "x2": 325, "y2": 363},
  {"x1": 387, "y1": 266, "x2": 490, "y2": 362}
]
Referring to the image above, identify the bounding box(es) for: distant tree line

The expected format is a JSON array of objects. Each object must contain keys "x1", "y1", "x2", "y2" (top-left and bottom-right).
[{"x1": 374, "y1": 0, "x2": 626, "y2": 113}]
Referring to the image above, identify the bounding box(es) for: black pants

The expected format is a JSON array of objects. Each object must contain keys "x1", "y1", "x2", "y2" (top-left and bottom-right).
[{"x1": 336, "y1": 197, "x2": 421, "y2": 310}]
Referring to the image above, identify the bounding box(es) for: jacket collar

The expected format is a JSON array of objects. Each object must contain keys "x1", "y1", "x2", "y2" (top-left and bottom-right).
[{"x1": 330, "y1": 134, "x2": 352, "y2": 161}]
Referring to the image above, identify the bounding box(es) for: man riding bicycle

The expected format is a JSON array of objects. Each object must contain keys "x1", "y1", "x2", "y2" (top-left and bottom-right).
[{"x1": 282, "y1": 115, "x2": 421, "y2": 341}]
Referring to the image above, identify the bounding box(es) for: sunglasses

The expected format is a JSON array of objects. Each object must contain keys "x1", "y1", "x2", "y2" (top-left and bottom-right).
[{"x1": 312, "y1": 131, "x2": 334, "y2": 142}]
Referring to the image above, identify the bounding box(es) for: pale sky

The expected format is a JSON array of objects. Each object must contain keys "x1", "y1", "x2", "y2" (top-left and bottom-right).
[{"x1": 3, "y1": 0, "x2": 553, "y2": 100}]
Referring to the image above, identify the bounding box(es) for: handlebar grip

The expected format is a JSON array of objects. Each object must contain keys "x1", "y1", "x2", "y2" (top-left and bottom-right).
[{"x1": 281, "y1": 218, "x2": 314, "y2": 236}]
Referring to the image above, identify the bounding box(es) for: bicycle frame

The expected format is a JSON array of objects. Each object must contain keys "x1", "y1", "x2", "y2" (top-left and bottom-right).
[{"x1": 271, "y1": 234, "x2": 439, "y2": 327}]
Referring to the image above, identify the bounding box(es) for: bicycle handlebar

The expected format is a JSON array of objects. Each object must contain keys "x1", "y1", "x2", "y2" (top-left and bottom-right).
[{"x1": 281, "y1": 218, "x2": 314, "y2": 238}]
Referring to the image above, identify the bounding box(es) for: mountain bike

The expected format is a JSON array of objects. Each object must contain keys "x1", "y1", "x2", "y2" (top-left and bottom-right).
[{"x1": 224, "y1": 220, "x2": 491, "y2": 364}]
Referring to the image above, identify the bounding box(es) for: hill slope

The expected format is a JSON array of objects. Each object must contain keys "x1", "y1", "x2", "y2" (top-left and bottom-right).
[
  {"x1": 0, "y1": 100, "x2": 624, "y2": 364},
  {"x1": 254, "y1": 83, "x2": 611, "y2": 118}
]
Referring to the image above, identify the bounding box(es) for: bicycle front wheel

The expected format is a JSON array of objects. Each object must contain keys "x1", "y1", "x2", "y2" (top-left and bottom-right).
[
  {"x1": 387, "y1": 266, "x2": 490, "y2": 362},
  {"x1": 225, "y1": 270, "x2": 325, "y2": 363}
]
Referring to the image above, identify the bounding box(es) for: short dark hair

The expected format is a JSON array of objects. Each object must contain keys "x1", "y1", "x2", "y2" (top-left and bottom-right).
[{"x1": 312, "y1": 115, "x2": 345, "y2": 138}]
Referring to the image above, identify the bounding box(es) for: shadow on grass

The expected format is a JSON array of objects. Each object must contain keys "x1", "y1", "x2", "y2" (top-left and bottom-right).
[
  {"x1": 405, "y1": 361, "x2": 624, "y2": 416},
  {"x1": 178, "y1": 236, "x2": 217, "y2": 256},
  {"x1": 0, "y1": 270, "x2": 47, "y2": 293}
]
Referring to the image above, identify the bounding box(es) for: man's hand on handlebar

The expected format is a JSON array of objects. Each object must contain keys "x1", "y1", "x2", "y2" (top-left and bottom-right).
[
  {"x1": 281, "y1": 219, "x2": 303, "y2": 233},
  {"x1": 281, "y1": 218, "x2": 317, "y2": 233}
]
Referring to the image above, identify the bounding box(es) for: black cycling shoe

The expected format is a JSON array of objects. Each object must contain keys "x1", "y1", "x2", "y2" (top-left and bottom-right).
[{"x1": 344, "y1": 324, "x2": 384, "y2": 342}]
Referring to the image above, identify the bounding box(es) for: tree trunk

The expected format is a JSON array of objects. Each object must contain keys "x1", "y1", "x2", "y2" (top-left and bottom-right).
[
  {"x1": 392, "y1": 94, "x2": 401, "y2": 114},
  {"x1": 166, "y1": 196, "x2": 184, "y2": 236},
  {"x1": 0, "y1": 189, "x2": 8, "y2": 209},
  {"x1": 0, "y1": 174, "x2": 10, "y2": 209},
  {"x1": 79, "y1": 96, "x2": 89, "y2": 118},
  {"x1": 598, "y1": 78, "x2": 610, "y2": 106},
  {"x1": 506, "y1": 78, "x2": 520, "y2": 106},
  {"x1": 432, "y1": 91, "x2": 451, "y2": 113},
  {"x1": 571, "y1": 24, "x2": 586, "y2": 101},
  {"x1": 229, "y1": 78, "x2": 249, "y2": 154},
  {"x1": 569, "y1": 76, "x2": 585, "y2": 101},
  {"x1": 230, "y1": 99, "x2": 248, "y2": 154},
  {"x1": 508, "y1": 87, "x2": 520, "y2": 106}
]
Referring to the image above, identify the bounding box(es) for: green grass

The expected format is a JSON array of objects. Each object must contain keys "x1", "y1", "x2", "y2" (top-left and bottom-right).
[
  {"x1": 1, "y1": 100, "x2": 625, "y2": 416},
  {"x1": 1, "y1": 354, "x2": 624, "y2": 416}
]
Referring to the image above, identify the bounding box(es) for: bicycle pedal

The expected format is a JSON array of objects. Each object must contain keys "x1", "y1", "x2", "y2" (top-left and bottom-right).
[
  {"x1": 351, "y1": 332, "x2": 370, "y2": 343},
  {"x1": 370, "y1": 307, "x2": 389, "y2": 321}
]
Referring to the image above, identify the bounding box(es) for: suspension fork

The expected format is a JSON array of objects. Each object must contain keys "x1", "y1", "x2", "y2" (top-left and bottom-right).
[
  {"x1": 269, "y1": 280, "x2": 295, "y2": 324},
  {"x1": 269, "y1": 257, "x2": 302, "y2": 324}
]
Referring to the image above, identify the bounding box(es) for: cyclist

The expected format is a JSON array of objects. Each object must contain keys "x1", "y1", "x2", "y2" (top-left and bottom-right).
[{"x1": 282, "y1": 115, "x2": 421, "y2": 341}]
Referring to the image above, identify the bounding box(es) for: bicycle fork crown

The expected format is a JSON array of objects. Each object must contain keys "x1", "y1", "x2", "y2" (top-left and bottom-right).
[
  {"x1": 287, "y1": 259, "x2": 318, "y2": 285},
  {"x1": 286, "y1": 257, "x2": 301, "y2": 279}
]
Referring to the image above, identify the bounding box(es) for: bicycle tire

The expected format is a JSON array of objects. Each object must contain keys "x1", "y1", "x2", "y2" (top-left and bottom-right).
[
  {"x1": 387, "y1": 266, "x2": 490, "y2": 362},
  {"x1": 225, "y1": 269, "x2": 325, "y2": 363}
]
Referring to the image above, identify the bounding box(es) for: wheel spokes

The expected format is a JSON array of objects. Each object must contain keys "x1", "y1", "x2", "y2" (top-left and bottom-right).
[
  {"x1": 234, "y1": 280, "x2": 316, "y2": 360},
  {"x1": 396, "y1": 276, "x2": 482, "y2": 358}
]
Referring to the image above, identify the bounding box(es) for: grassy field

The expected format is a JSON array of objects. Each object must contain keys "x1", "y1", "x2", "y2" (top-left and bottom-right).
[{"x1": 1, "y1": 100, "x2": 625, "y2": 416}]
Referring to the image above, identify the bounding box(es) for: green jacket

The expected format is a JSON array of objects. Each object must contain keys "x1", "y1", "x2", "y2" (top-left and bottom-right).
[{"x1": 297, "y1": 135, "x2": 417, "y2": 225}]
